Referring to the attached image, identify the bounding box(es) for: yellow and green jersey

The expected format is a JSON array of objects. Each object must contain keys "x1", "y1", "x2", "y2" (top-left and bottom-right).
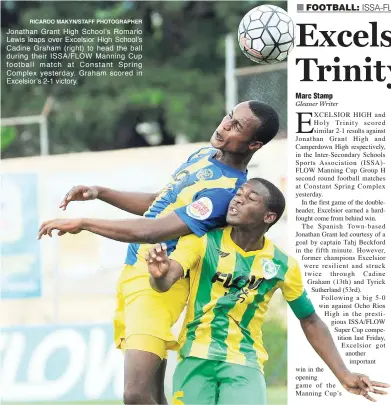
[{"x1": 170, "y1": 227, "x2": 315, "y2": 372}]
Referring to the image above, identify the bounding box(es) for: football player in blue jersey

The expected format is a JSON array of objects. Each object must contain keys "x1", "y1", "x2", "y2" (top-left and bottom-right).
[{"x1": 38, "y1": 100, "x2": 280, "y2": 405}]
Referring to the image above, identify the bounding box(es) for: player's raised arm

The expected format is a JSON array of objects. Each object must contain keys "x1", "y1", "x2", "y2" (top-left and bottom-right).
[
  {"x1": 146, "y1": 243, "x2": 184, "y2": 292},
  {"x1": 300, "y1": 312, "x2": 389, "y2": 401},
  {"x1": 40, "y1": 188, "x2": 235, "y2": 242},
  {"x1": 59, "y1": 185, "x2": 158, "y2": 215},
  {"x1": 38, "y1": 211, "x2": 191, "y2": 242}
]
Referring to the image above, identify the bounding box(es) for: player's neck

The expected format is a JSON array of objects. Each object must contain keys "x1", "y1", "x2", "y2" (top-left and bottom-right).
[
  {"x1": 214, "y1": 150, "x2": 253, "y2": 172},
  {"x1": 231, "y1": 227, "x2": 266, "y2": 252}
]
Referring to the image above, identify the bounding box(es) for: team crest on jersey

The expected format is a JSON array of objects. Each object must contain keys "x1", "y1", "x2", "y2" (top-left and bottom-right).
[
  {"x1": 196, "y1": 168, "x2": 214, "y2": 181},
  {"x1": 262, "y1": 259, "x2": 280, "y2": 280},
  {"x1": 186, "y1": 197, "x2": 213, "y2": 220}
]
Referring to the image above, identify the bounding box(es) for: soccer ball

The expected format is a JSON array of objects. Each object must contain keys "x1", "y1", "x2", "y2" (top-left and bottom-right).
[{"x1": 238, "y1": 4, "x2": 295, "y2": 64}]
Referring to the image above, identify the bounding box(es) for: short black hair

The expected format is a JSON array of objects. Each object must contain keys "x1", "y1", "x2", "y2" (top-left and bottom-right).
[
  {"x1": 250, "y1": 177, "x2": 285, "y2": 228},
  {"x1": 248, "y1": 100, "x2": 280, "y2": 145}
]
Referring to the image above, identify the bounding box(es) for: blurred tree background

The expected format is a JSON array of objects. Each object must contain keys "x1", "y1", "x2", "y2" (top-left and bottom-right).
[{"x1": 1, "y1": 0, "x2": 287, "y2": 158}]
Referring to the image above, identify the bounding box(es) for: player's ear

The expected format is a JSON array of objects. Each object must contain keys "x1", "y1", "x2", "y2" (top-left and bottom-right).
[
  {"x1": 264, "y1": 211, "x2": 277, "y2": 226},
  {"x1": 249, "y1": 141, "x2": 263, "y2": 151}
]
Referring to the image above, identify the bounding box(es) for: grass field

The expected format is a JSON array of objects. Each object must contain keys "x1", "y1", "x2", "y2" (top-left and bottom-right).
[{"x1": 3, "y1": 386, "x2": 287, "y2": 405}]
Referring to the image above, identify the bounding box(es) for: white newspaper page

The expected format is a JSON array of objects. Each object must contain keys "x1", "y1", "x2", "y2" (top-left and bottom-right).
[{"x1": 288, "y1": 1, "x2": 390, "y2": 404}]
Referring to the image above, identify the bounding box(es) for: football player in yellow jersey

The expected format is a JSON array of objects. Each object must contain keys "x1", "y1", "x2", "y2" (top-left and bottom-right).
[
  {"x1": 147, "y1": 178, "x2": 389, "y2": 405},
  {"x1": 38, "y1": 101, "x2": 280, "y2": 404}
]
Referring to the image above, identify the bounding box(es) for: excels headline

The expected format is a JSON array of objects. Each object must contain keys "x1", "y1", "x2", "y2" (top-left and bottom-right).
[{"x1": 296, "y1": 22, "x2": 391, "y2": 89}]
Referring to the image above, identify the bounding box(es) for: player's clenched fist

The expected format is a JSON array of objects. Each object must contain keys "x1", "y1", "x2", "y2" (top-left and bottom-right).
[
  {"x1": 146, "y1": 243, "x2": 170, "y2": 279},
  {"x1": 59, "y1": 185, "x2": 99, "y2": 210}
]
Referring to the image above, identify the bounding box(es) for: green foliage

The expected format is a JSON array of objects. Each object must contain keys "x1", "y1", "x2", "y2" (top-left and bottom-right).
[
  {"x1": 263, "y1": 318, "x2": 288, "y2": 386},
  {"x1": 1, "y1": 1, "x2": 287, "y2": 157},
  {"x1": 1, "y1": 126, "x2": 16, "y2": 149},
  {"x1": 268, "y1": 385, "x2": 288, "y2": 405}
]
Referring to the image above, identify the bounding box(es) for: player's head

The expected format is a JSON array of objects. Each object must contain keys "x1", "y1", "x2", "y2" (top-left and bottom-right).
[
  {"x1": 210, "y1": 101, "x2": 279, "y2": 155},
  {"x1": 227, "y1": 178, "x2": 285, "y2": 231}
]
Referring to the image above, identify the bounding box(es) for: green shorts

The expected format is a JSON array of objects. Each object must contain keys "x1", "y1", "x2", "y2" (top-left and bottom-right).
[{"x1": 173, "y1": 357, "x2": 267, "y2": 405}]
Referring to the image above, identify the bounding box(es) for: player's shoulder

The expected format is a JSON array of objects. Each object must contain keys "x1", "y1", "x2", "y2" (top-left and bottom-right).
[
  {"x1": 179, "y1": 232, "x2": 203, "y2": 243},
  {"x1": 177, "y1": 231, "x2": 207, "y2": 250},
  {"x1": 287, "y1": 255, "x2": 300, "y2": 271},
  {"x1": 199, "y1": 226, "x2": 226, "y2": 247},
  {"x1": 186, "y1": 146, "x2": 216, "y2": 162},
  {"x1": 208, "y1": 226, "x2": 226, "y2": 237},
  {"x1": 193, "y1": 186, "x2": 237, "y2": 204},
  {"x1": 268, "y1": 238, "x2": 299, "y2": 270}
]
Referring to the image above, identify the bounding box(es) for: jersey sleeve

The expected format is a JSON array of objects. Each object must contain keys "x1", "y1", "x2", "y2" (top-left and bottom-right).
[
  {"x1": 169, "y1": 233, "x2": 203, "y2": 274},
  {"x1": 174, "y1": 188, "x2": 233, "y2": 237},
  {"x1": 281, "y1": 260, "x2": 315, "y2": 319}
]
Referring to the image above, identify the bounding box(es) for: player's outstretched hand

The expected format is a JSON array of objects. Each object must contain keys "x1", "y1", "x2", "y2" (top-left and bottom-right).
[
  {"x1": 38, "y1": 219, "x2": 83, "y2": 239},
  {"x1": 146, "y1": 243, "x2": 170, "y2": 279},
  {"x1": 59, "y1": 185, "x2": 99, "y2": 210},
  {"x1": 339, "y1": 371, "x2": 389, "y2": 402}
]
